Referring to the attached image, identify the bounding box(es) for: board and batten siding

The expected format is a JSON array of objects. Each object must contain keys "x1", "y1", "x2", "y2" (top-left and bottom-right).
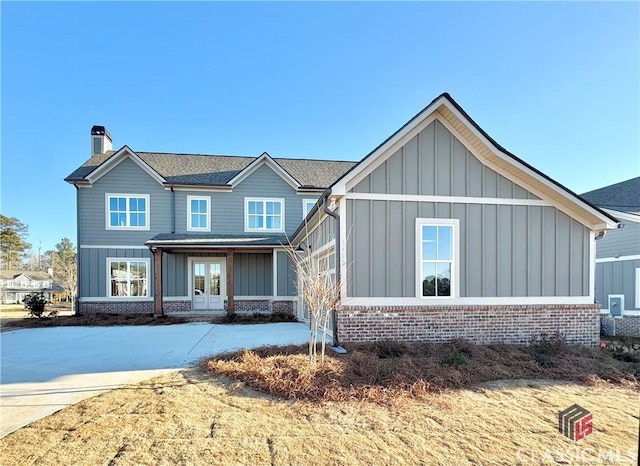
[
  {"x1": 79, "y1": 248, "x2": 152, "y2": 297},
  {"x1": 304, "y1": 214, "x2": 336, "y2": 251},
  {"x1": 595, "y1": 259, "x2": 640, "y2": 311},
  {"x1": 78, "y1": 158, "x2": 171, "y2": 245},
  {"x1": 343, "y1": 119, "x2": 591, "y2": 299},
  {"x1": 276, "y1": 251, "x2": 297, "y2": 296},
  {"x1": 351, "y1": 120, "x2": 540, "y2": 199},
  {"x1": 595, "y1": 221, "x2": 640, "y2": 258}
]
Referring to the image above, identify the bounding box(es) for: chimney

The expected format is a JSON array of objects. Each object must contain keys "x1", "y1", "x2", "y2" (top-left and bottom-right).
[{"x1": 91, "y1": 125, "x2": 112, "y2": 155}]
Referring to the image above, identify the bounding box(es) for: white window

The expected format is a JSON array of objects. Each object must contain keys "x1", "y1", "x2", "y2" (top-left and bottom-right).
[
  {"x1": 42, "y1": 281, "x2": 51, "y2": 289},
  {"x1": 107, "y1": 259, "x2": 149, "y2": 298},
  {"x1": 7, "y1": 280, "x2": 14, "y2": 287},
  {"x1": 416, "y1": 218, "x2": 459, "y2": 298},
  {"x1": 30, "y1": 281, "x2": 40, "y2": 288},
  {"x1": 20, "y1": 281, "x2": 28, "y2": 288},
  {"x1": 303, "y1": 199, "x2": 316, "y2": 219},
  {"x1": 245, "y1": 198, "x2": 285, "y2": 232},
  {"x1": 187, "y1": 196, "x2": 210, "y2": 232},
  {"x1": 106, "y1": 194, "x2": 150, "y2": 230}
]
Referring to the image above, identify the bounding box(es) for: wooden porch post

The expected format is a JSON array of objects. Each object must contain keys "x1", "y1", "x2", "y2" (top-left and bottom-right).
[
  {"x1": 226, "y1": 248, "x2": 234, "y2": 316},
  {"x1": 153, "y1": 247, "x2": 164, "y2": 317}
]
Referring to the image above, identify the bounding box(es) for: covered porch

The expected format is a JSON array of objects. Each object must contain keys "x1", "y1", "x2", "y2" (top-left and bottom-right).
[{"x1": 145, "y1": 234, "x2": 298, "y2": 317}]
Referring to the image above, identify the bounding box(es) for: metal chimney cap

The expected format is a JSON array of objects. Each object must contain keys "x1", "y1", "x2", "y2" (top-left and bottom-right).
[{"x1": 91, "y1": 125, "x2": 112, "y2": 139}]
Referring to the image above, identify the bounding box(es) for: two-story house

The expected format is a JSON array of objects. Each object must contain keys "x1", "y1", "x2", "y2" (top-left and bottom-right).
[
  {"x1": 65, "y1": 126, "x2": 356, "y2": 316},
  {"x1": 582, "y1": 177, "x2": 640, "y2": 336},
  {"x1": 0, "y1": 270, "x2": 57, "y2": 304},
  {"x1": 67, "y1": 93, "x2": 619, "y2": 346}
]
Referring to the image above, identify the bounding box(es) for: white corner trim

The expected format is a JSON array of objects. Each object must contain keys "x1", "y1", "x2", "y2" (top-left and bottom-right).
[
  {"x1": 595, "y1": 254, "x2": 640, "y2": 263},
  {"x1": 187, "y1": 195, "x2": 211, "y2": 232},
  {"x1": 229, "y1": 153, "x2": 300, "y2": 189},
  {"x1": 345, "y1": 192, "x2": 550, "y2": 206},
  {"x1": 340, "y1": 296, "x2": 595, "y2": 306},
  {"x1": 636, "y1": 268, "x2": 640, "y2": 310},
  {"x1": 589, "y1": 231, "x2": 596, "y2": 301},
  {"x1": 339, "y1": 197, "x2": 348, "y2": 299}
]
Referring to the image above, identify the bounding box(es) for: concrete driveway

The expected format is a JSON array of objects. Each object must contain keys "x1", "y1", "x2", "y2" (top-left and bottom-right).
[{"x1": 0, "y1": 322, "x2": 309, "y2": 438}]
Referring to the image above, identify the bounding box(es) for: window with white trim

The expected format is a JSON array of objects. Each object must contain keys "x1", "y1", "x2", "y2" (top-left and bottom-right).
[
  {"x1": 303, "y1": 199, "x2": 316, "y2": 219},
  {"x1": 106, "y1": 194, "x2": 149, "y2": 230},
  {"x1": 108, "y1": 259, "x2": 149, "y2": 298},
  {"x1": 7, "y1": 280, "x2": 14, "y2": 287},
  {"x1": 42, "y1": 281, "x2": 51, "y2": 289},
  {"x1": 245, "y1": 198, "x2": 284, "y2": 232},
  {"x1": 187, "y1": 196, "x2": 210, "y2": 231},
  {"x1": 20, "y1": 281, "x2": 28, "y2": 288},
  {"x1": 416, "y1": 219, "x2": 458, "y2": 298}
]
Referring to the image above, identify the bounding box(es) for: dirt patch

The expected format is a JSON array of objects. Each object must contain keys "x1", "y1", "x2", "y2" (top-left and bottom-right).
[
  {"x1": 205, "y1": 340, "x2": 639, "y2": 404},
  {"x1": 1, "y1": 368, "x2": 637, "y2": 465}
]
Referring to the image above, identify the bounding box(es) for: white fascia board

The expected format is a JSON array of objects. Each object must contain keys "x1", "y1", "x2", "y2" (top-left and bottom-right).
[
  {"x1": 440, "y1": 101, "x2": 619, "y2": 230},
  {"x1": 86, "y1": 146, "x2": 166, "y2": 186},
  {"x1": 603, "y1": 209, "x2": 640, "y2": 224},
  {"x1": 229, "y1": 153, "x2": 301, "y2": 190},
  {"x1": 332, "y1": 96, "x2": 449, "y2": 195},
  {"x1": 166, "y1": 185, "x2": 232, "y2": 192}
]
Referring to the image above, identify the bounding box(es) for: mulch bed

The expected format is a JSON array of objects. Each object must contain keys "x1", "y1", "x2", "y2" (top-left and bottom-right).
[{"x1": 205, "y1": 339, "x2": 640, "y2": 405}]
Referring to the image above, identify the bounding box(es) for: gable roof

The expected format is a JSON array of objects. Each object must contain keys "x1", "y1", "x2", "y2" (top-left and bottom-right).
[
  {"x1": 0, "y1": 270, "x2": 53, "y2": 281},
  {"x1": 330, "y1": 92, "x2": 618, "y2": 231},
  {"x1": 581, "y1": 177, "x2": 640, "y2": 214},
  {"x1": 66, "y1": 149, "x2": 357, "y2": 190}
]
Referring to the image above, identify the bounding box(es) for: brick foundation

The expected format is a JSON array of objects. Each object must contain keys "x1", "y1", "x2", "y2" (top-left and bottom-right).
[
  {"x1": 601, "y1": 315, "x2": 640, "y2": 337},
  {"x1": 337, "y1": 304, "x2": 601, "y2": 346},
  {"x1": 79, "y1": 299, "x2": 296, "y2": 316}
]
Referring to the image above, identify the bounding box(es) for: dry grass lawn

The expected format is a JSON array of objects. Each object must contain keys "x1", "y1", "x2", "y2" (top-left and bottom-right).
[
  {"x1": 1, "y1": 339, "x2": 638, "y2": 465},
  {"x1": 1, "y1": 370, "x2": 637, "y2": 465}
]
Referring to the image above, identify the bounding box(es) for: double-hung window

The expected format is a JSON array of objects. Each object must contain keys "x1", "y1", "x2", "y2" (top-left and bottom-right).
[
  {"x1": 245, "y1": 198, "x2": 284, "y2": 232},
  {"x1": 416, "y1": 218, "x2": 458, "y2": 298},
  {"x1": 188, "y1": 196, "x2": 210, "y2": 232},
  {"x1": 106, "y1": 194, "x2": 149, "y2": 230},
  {"x1": 302, "y1": 199, "x2": 316, "y2": 219},
  {"x1": 108, "y1": 259, "x2": 149, "y2": 298}
]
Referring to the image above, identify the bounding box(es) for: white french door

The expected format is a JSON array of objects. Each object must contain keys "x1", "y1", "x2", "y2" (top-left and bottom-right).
[{"x1": 192, "y1": 260, "x2": 225, "y2": 310}]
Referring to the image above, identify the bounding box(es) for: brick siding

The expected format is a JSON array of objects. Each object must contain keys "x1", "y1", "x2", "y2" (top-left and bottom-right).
[
  {"x1": 79, "y1": 299, "x2": 296, "y2": 316},
  {"x1": 337, "y1": 304, "x2": 600, "y2": 346},
  {"x1": 601, "y1": 315, "x2": 640, "y2": 337}
]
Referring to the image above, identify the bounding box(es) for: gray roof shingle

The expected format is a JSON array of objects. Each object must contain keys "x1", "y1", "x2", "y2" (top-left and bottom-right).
[
  {"x1": 581, "y1": 177, "x2": 640, "y2": 214},
  {"x1": 65, "y1": 150, "x2": 357, "y2": 189}
]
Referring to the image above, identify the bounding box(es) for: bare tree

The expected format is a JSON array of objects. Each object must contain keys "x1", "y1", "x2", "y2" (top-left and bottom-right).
[
  {"x1": 51, "y1": 238, "x2": 78, "y2": 313},
  {"x1": 287, "y1": 238, "x2": 340, "y2": 365}
]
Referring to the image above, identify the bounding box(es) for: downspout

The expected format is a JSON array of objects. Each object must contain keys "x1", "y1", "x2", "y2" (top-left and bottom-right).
[
  {"x1": 170, "y1": 187, "x2": 176, "y2": 234},
  {"x1": 322, "y1": 191, "x2": 343, "y2": 349}
]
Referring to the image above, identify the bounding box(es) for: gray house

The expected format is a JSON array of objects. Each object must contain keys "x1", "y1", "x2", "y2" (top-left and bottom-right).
[
  {"x1": 0, "y1": 270, "x2": 58, "y2": 304},
  {"x1": 67, "y1": 93, "x2": 618, "y2": 346},
  {"x1": 582, "y1": 177, "x2": 640, "y2": 336}
]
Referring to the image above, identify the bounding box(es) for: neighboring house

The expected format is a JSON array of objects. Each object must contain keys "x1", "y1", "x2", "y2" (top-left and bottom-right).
[
  {"x1": 582, "y1": 177, "x2": 640, "y2": 336},
  {"x1": 0, "y1": 270, "x2": 62, "y2": 304},
  {"x1": 66, "y1": 93, "x2": 618, "y2": 346}
]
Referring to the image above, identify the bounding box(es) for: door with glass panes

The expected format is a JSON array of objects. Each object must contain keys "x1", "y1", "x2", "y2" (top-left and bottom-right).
[{"x1": 192, "y1": 260, "x2": 224, "y2": 310}]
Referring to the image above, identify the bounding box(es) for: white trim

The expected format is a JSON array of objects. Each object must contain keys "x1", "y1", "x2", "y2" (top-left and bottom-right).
[
  {"x1": 636, "y1": 268, "x2": 640, "y2": 310},
  {"x1": 339, "y1": 197, "x2": 348, "y2": 299},
  {"x1": 589, "y1": 231, "x2": 596, "y2": 301},
  {"x1": 233, "y1": 295, "x2": 298, "y2": 301},
  {"x1": 166, "y1": 185, "x2": 232, "y2": 192},
  {"x1": 188, "y1": 257, "x2": 226, "y2": 310},
  {"x1": 310, "y1": 240, "x2": 335, "y2": 259},
  {"x1": 163, "y1": 296, "x2": 190, "y2": 301},
  {"x1": 187, "y1": 195, "x2": 211, "y2": 232},
  {"x1": 244, "y1": 197, "x2": 286, "y2": 233},
  {"x1": 595, "y1": 254, "x2": 640, "y2": 263},
  {"x1": 603, "y1": 209, "x2": 640, "y2": 224},
  {"x1": 229, "y1": 153, "x2": 300, "y2": 189},
  {"x1": 416, "y1": 218, "x2": 460, "y2": 299},
  {"x1": 302, "y1": 199, "x2": 316, "y2": 219},
  {"x1": 81, "y1": 245, "x2": 149, "y2": 249},
  {"x1": 341, "y1": 296, "x2": 594, "y2": 306},
  {"x1": 105, "y1": 193, "x2": 151, "y2": 231},
  {"x1": 345, "y1": 192, "x2": 550, "y2": 206},
  {"x1": 87, "y1": 146, "x2": 166, "y2": 186},
  {"x1": 106, "y1": 257, "x2": 151, "y2": 299}
]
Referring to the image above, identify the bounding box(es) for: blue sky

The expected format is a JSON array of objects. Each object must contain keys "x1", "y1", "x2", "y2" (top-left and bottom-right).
[{"x1": 1, "y1": 1, "x2": 638, "y2": 253}]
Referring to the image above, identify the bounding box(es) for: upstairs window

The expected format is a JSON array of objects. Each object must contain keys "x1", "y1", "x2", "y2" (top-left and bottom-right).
[
  {"x1": 245, "y1": 198, "x2": 284, "y2": 232},
  {"x1": 108, "y1": 259, "x2": 149, "y2": 298},
  {"x1": 106, "y1": 194, "x2": 149, "y2": 230},
  {"x1": 21, "y1": 281, "x2": 28, "y2": 288},
  {"x1": 6, "y1": 280, "x2": 14, "y2": 287},
  {"x1": 42, "y1": 281, "x2": 51, "y2": 289},
  {"x1": 416, "y1": 218, "x2": 458, "y2": 298},
  {"x1": 188, "y1": 196, "x2": 210, "y2": 232},
  {"x1": 303, "y1": 199, "x2": 316, "y2": 219}
]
